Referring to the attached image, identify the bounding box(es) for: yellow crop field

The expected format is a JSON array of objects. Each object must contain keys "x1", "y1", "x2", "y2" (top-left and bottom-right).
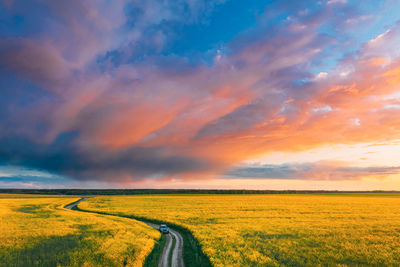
[
  {"x1": 0, "y1": 194, "x2": 160, "y2": 267},
  {"x1": 80, "y1": 194, "x2": 400, "y2": 266}
]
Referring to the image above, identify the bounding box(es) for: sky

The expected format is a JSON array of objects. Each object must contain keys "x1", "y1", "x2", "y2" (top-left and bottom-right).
[{"x1": 1, "y1": 0, "x2": 400, "y2": 189}]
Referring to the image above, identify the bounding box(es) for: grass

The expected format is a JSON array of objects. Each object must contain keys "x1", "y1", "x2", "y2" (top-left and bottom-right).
[
  {"x1": 143, "y1": 233, "x2": 166, "y2": 267},
  {"x1": 75, "y1": 204, "x2": 211, "y2": 267},
  {"x1": 169, "y1": 234, "x2": 175, "y2": 267},
  {"x1": 80, "y1": 194, "x2": 400, "y2": 266},
  {"x1": 0, "y1": 194, "x2": 79, "y2": 198},
  {"x1": 0, "y1": 194, "x2": 160, "y2": 267}
]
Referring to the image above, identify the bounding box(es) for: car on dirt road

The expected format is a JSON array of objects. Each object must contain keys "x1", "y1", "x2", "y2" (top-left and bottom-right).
[{"x1": 159, "y1": 224, "x2": 169, "y2": 234}]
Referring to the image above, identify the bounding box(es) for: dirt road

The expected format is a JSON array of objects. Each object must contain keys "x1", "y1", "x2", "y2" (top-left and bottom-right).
[
  {"x1": 64, "y1": 197, "x2": 184, "y2": 267},
  {"x1": 146, "y1": 222, "x2": 184, "y2": 267},
  {"x1": 64, "y1": 197, "x2": 90, "y2": 210}
]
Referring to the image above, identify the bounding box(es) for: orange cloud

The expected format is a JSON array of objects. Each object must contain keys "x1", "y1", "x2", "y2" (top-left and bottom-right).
[{"x1": 2, "y1": 7, "x2": 400, "y2": 183}]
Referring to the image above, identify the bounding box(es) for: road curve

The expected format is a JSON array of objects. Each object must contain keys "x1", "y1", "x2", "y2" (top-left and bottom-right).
[
  {"x1": 64, "y1": 197, "x2": 90, "y2": 210},
  {"x1": 169, "y1": 228, "x2": 184, "y2": 267},
  {"x1": 160, "y1": 232, "x2": 172, "y2": 267},
  {"x1": 145, "y1": 222, "x2": 184, "y2": 267},
  {"x1": 64, "y1": 197, "x2": 184, "y2": 267}
]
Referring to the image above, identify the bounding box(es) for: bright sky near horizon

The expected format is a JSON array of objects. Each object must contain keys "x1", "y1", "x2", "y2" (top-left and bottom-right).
[{"x1": 1, "y1": 0, "x2": 400, "y2": 189}]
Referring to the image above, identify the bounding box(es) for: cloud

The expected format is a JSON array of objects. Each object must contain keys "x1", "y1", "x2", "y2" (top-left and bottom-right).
[
  {"x1": 327, "y1": 0, "x2": 347, "y2": 5},
  {"x1": 0, "y1": 165, "x2": 56, "y2": 178},
  {"x1": 0, "y1": 39, "x2": 72, "y2": 86},
  {"x1": 226, "y1": 161, "x2": 400, "y2": 180},
  {"x1": 0, "y1": 135, "x2": 211, "y2": 182},
  {"x1": 1, "y1": 1, "x2": 400, "y2": 185}
]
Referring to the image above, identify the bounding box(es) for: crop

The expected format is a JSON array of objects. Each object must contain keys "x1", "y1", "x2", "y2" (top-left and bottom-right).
[
  {"x1": 80, "y1": 194, "x2": 400, "y2": 266},
  {"x1": 0, "y1": 194, "x2": 160, "y2": 267}
]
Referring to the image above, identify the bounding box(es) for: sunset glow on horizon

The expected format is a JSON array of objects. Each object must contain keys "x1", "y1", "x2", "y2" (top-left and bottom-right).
[{"x1": 1, "y1": 0, "x2": 400, "y2": 189}]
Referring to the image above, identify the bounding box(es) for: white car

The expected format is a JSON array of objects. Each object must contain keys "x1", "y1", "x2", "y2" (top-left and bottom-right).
[{"x1": 159, "y1": 224, "x2": 169, "y2": 234}]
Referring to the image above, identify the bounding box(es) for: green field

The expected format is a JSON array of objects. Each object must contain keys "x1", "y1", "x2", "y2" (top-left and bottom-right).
[{"x1": 79, "y1": 194, "x2": 400, "y2": 266}]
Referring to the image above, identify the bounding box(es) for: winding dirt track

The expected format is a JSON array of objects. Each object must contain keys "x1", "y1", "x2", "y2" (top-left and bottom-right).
[
  {"x1": 65, "y1": 197, "x2": 184, "y2": 267},
  {"x1": 64, "y1": 197, "x2": 90, "y2": 210}
]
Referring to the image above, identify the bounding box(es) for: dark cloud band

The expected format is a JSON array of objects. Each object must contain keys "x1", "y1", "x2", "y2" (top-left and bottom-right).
[{"x1": 226, "y1": 162, "x2": 400, "y2": 180}]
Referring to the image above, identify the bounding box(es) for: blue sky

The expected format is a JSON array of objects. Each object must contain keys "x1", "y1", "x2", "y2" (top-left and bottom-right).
[{"x1": 1, "y1": 0, "x2": 400, "y2": 189}]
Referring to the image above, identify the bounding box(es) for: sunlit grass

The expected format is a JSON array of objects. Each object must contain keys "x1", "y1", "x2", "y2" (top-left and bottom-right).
[
  {"x1": 0, "y1": 194, "x2": 160, "y2": 267},
  {"x1": 81, "y1": 194, "x2": 400, "y2": 266}
]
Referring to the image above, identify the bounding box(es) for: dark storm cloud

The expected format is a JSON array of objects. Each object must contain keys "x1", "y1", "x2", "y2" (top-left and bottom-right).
[{"x1": 0, "y1": 134, "x2": 210, "y2": 181}]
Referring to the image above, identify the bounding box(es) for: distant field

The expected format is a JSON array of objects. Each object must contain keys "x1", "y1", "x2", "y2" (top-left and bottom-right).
[
  {"x1": 0, "y1": 194, "x2": 159, "y2": 267},
  {"x1": 80, "y1": 194, "x2": 400, "y2": 266},
  {"x1": 0, "y1": 194, "x2": 78, "y2": 198}
]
